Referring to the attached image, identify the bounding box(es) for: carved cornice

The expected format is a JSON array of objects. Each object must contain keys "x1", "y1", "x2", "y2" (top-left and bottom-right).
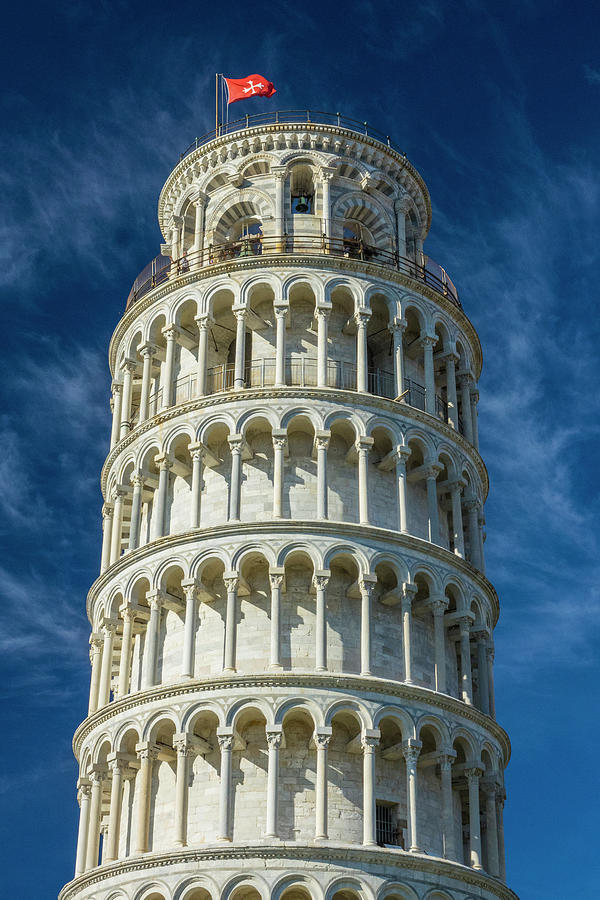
[
  {"x1": 86, "y1": 520, "x2": 499, "y2": 624},
  {"x1": 101, "y1": 388, "x2": 489, "y2": 500},
  {"x1": 71, "y1": 671, "x2": 510, "y2": 763},
  {"x1": 59, "y1": 842, "x2": 519, "y2": 900},
  {"x1": 109, "y1": 256, "x2": 482, "y2": 378}
]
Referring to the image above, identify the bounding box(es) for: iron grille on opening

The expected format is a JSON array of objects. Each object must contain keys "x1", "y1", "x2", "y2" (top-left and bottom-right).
[{"x1": 376, "y1": 803, "x2": 402, "y2": 846}]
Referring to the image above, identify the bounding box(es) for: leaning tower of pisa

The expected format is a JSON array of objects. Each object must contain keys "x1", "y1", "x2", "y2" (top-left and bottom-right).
[{"x1": 61, "y1": 111, "x2": 518, "y2": 900}]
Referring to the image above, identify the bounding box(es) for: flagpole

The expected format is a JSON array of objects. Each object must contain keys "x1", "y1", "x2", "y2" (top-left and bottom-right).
[{"x1": 215, "y1": 73, "x2": 219, "y2": 134}]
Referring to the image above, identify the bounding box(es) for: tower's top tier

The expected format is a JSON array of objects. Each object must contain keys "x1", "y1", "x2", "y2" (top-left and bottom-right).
[{"x1": 158, "y1": 110, "x2": 431, "y2": 239}]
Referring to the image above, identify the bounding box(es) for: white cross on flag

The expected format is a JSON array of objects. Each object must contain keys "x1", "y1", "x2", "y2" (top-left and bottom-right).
[{"x1": 224, "y1": 74, "x2": 277, "y2": 104}]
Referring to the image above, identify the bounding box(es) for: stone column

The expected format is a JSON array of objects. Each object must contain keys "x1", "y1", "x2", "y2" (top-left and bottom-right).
[
  {"x1": 402, "y1": 585, "x2": 417, "y2": 684},
  {"x1": 128, "y1": 472, "x2": 144, "y2": 551},
  {"x1": 429, "y1": 596, "x2": 448, "y2": 693},
  {"x1": 361, "y1": 732, "x2": 379, "y2": 846},
  {"x1": 142, "y1": 592, "x2": 163, "y2": 689},
  {"x1": 173, "y1": 735, "x2": 191, "y2": 847},
  {"x1": 181, "y1": 579, "x2": 199, "y2": 679},
  {"x1": 315, "y1": 431, "x2": 330, "y2": 520},
  {"x1": 274, "y1": 305, "x2": 287, "y2": 387},
  {"x1": 487, "y1": 643, "x2": 496, "y2": 719},
  {"x1": 425, "y1": 465, "x2": 441, "y2": 544},
  {"x1": 357, "y1": 436, "x2": 374, "y2": 525},
  {"x1": 138, "y1": 343, "x2": 155, "y2": 423},
  {"x1": 389, "y1": 317, "x2": 407, "y2": 397},
  {"x1": 227, "y1": 435, "x2": 244, "y2": 521},
  {"x1": 109, "y1": 487, "x2": 125, "y2": 565},
  {"x1": 470, "y1": 386, "x2": 480, "y2": 450},
  {"x1": 321, "y1": 169, "x2": 334, "y2": 239},
  {"x1": 151, "y1": 455, "x2": 172, "y2": 539},
  {"x1": 478, "y1": 510, "x2": 486, "y2": 575},
  {"x1": 359, "y1": 576, "x2": 376, "y2": 676},
  {"x1": 445, "y1": 352, "x2": 460, "y2": 429},
  {"x1": 316, "y1": 307, "x2": 330, "y2": 387},
  {"x1": 314, "y1": 729, "x2": 332, "y2": 840},
  {"x1": 459, "y1": 374, "x2": 474, "y2": 443},
  {"x1": 98, "y1": 620, "x2": 117, "y2": 708},
  {"x1": 466, "y1": 767, "x2": 483, "y2": 869},
  {"x1": 233, "y1": 309, "x2": 247, "y2": 389},
  {"x1": 269, "y1": 570, "x2": 284, "y2": 670},
  {"x1": 273, "y1": 168, "x2": 286, "y2": 242},
  {"x1": 272, "y1": 432, "x2": 287, "y2": 517},
  {"x1": 85, "y1": 768, "x2": 106, "y2": 870},
  {"x1": 394, "y1": 197, "x2": 409, "y2": 258},
  {"x1": 223, "y1": 574, "x2": 239, "y2": 672},
  {"x1": 497, "y1": 788, "x2": 507, "y2": 880},
  {"x1": 313, "y1": 571, "x2": 330, "y2": 671},
  {"x1": 74, "y1": 779, "x2": 91, "y2": 875},
  {"x1": 483, "y1": 781, "x2": 500, "y2": 876},
  {"x1": 100, "y1": 503, "x2": 114, "y2": 573},
  {"x1": 192, "y1": 192, "x2": 208, "y2": 256},
  {"x1": 265, "y1": 728, "x2": 283, "y2": 838},
  {"x1": 403, "y1": 740, "x2": 422, "y2": 852},
  {"x1": 449, "y1": 480, "x2": 465, "y2": 557},
  {"x1": 170, "y1": 217, "x2": 182, "y2": 260},
  {"x1": 105, "y1": 755, "x2": 128, "y2": 862},
  {"x1": 119, "y1": 358, "x2": 136, "y2": 439},
  {"x1": 459, "y1": 616, "x2": 473, "y2": 704},
  {"x1": 88, "y1": 634, "x2": 103, "y2": 715},
  {"x1": 355, "y1": 311, "x2": 370, "y2": 393},
  {"x1": 110, "y1": 382, "x2": 123, "y2": 449},
  {"x1": 421, "y1": 334, "x2": 438, "y2": 415},
  {"x1": 217, "y1": 731, "x2": 234, "y2": 840},
  {"x1": 395, "y1": 446, "x2": 411, "y2": 532},
  {"x1": 195, "y1": 314, "x2": 213, "y2": 396},
  {"x1": 134, "y1": 743, "x2": 157, "y2": 854},
  {"x1": 161, "y1": 325, "x2": 179, "y2": 408},
  {"x1": 117, "y1": 606, "x2": 135, "y2": 697},
  {"x1": 439, "y1": 752, "x2": 456, "y2": 860},
  {"x1": 189, "y1": 443, "x2": 205, "y2": 528},
  {"x1": 475, "y1": 631, "x2": 490, "y2": 714},
  {"x1": 465, "y1": 499, "x2": 482, "y2": 569}
]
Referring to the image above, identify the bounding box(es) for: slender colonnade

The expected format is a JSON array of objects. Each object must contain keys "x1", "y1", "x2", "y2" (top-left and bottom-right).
[{"x1": 60, "y1": 112, "x2": 518, "y2": 900}]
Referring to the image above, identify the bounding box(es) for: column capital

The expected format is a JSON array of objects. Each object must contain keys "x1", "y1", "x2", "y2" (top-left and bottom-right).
[
  {"x1": 464, "y1": 496, "x2": 481, "y2": 513},
  {"x1": 266, "y1": 726, "x2": 284, "y2": 749},
  {"x1": 447, "y1": 477, "x2": 466, "y2": 492},
  {"x1": 272, "y1": 434, "x2": 288, "y2": 451},
  {"x1": 356, "y1": 435, "x2": 375, "y2": 453},
  {"x1": 271, "y1": 165, "x2": 287, "y2": 182},
  {"x1": 101, "y1": 502, "x2": 114, "y2": 520},
  {"x1": 419, "y1": 332, "x2": 438, "y2": 348},
  {"x1": 139, "y1": 341, "x2": 157, "y2": 358},
  {"x1": 313, "y1": 726, "x2": 333, "y2": 748},
  {"x1": 426, "y1": 594, "x2": 449, "y2": 616},
  {"x1": 388, "y1": 316, "x2": 407, "y2": 335},
  {"x1": 354, "y1": 309, "x2": 371, "y2": 328},
  {"x1": 119, "y1": 603, "x2": 138, "y2": 624},
  {"x1": 89, "y1": 632, "x2": 103, "y2": 652},
  {"x1": 312, "y1": 569, "x2": 331, "y2": 592},
  {"x1": 273, "y1": 303, "x2": 289, "y2": 319},
  {"x1": 227, "y1": 434, "x2": 247, "y2": 455},
  {"x1": 394, "y1": 196, "x2": 413, "y2": 214},
  {"x1": 233, "y1": 307, "x2": 248, "y2": 322},
  {"x1": 135, "y1": 741, "x2": 159, "y2": 761},
  {"x1": 223, "y1": 572, "x2": 240, "y2": 593},
  {"x1": 107, "y1": 752, "x2": 131, "y2": 774},
  {"x1": 101, "y1": 618, "x2": 118, "y2": 636},
  {"x1": 402, "y1": 739, "x2": 423, "y2": 765},
  {"x1": 195, "y1": 313, "x2": 214, "y2": 330},
  {"x1": 145, "y1": 589, "x2": 166, "y2": 611},
  {"x1": 315, "y1": 304, "x2": 332, "y2": 319},
  {"x1": 154, "y1": 453, "x2": 173, "y2": 471},
  {"x1": 394, "y1": 444, "x2": 412, "y2": 463},
  {"x1": 77, "y1": 776, "x2": 92, "y2": 795},
  {"x1": 161, "y1": 323, "x2": 180, "y2": 341},
  {"x1": 424, "y1": 463, "x2": 443, "y2": 480},
  {"x1": 130, "y1": 470, "x2": 144, "y2": 488},
  {"x1": 216, "y1": 728, "x2": 234, "y2": 751},
  {"x1": 402, "y1": 582, "x2": 418, "y2": 606},
  {"x1": 438, "y1": 749, "x2": 457, "y2": 769},
  {"x1": 360, "y1": 728, "x2": 380, "y2": 752},
  {"x1": 89, "y1": 764, "x2": 108, "y2": 783},
  {"x1": 122, "y1": 356, "x2": 138, "y2": 374},
  {"x1": 188, "y1": 440, "x2": 211, "y2": 462},
  {"x1": 358, "y1": 573, "x2": 377, "y2": 598},
  {"x1": 111, "y1": 380, "x2": 123, "y2": 395},
  {"x1": 315, "y1": 430, "x2": 331, "y2": 450},
  {"x1": 472, "y1": 627, "x2": 491, "y2": 644},
  {"x1": 190, "y1": 189, "x2": 209, "y2": 206},
  {"x1": 320, "y1": 165, "x2": 336, "y2": 182},
  {"x1": 465, "y1": 766, "x2": 484, "y2": 782},
  {"x1": 173, "y1": 734, "x2": 192, "y2": 755},
  {"x1": 269, "y1": 569, "x2": 285, "y2": 590},
  {"x1": 181, "y1": 578, "x2": 201, "y2": 601}
]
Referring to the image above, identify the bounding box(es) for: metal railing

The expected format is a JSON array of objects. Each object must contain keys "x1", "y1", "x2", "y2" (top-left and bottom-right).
[
  {"x1": 125, "y1": 237, "x2": 460, "y2": 310},
  {"x1": 178, "y1": 110, "x2": 405, "y2": 163},
  {"x1": 131, "y1": 363, "x2": 455, "y2": 431}
]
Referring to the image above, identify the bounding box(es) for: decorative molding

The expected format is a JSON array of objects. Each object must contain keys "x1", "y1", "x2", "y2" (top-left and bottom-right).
[{"x1": 58, "y1": 842, "x2": 519, "y2": 900}]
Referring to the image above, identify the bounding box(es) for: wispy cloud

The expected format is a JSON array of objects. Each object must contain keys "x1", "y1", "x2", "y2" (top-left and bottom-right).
[{"x1": 584, "y1": 63, "x2": 600, "y2": 85}]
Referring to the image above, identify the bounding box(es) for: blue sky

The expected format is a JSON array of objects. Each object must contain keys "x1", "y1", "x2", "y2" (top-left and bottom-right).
[{"x1": 1, "y1": 1, "x2": 599, "y2": 896}]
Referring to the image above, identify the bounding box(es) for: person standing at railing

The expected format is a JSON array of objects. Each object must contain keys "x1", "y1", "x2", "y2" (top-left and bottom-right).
[{"x1": 180, "y1": 250, "x2": 189, "y2": 273}]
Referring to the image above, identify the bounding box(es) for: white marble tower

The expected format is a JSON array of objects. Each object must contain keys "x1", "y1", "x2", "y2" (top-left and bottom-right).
[{"x1": 61, "y1": 111, "x2": 518, "y2": 900}]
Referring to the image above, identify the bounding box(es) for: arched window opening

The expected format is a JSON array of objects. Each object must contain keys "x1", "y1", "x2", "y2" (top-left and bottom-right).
[{"x1": 290, "y1": 165, "x2": 315, "y2": 215}]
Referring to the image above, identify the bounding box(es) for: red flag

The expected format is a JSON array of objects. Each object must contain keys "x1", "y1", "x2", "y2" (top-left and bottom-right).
[{"x1": 224, "y1": 74, "x2": 276, "y2": 105}]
